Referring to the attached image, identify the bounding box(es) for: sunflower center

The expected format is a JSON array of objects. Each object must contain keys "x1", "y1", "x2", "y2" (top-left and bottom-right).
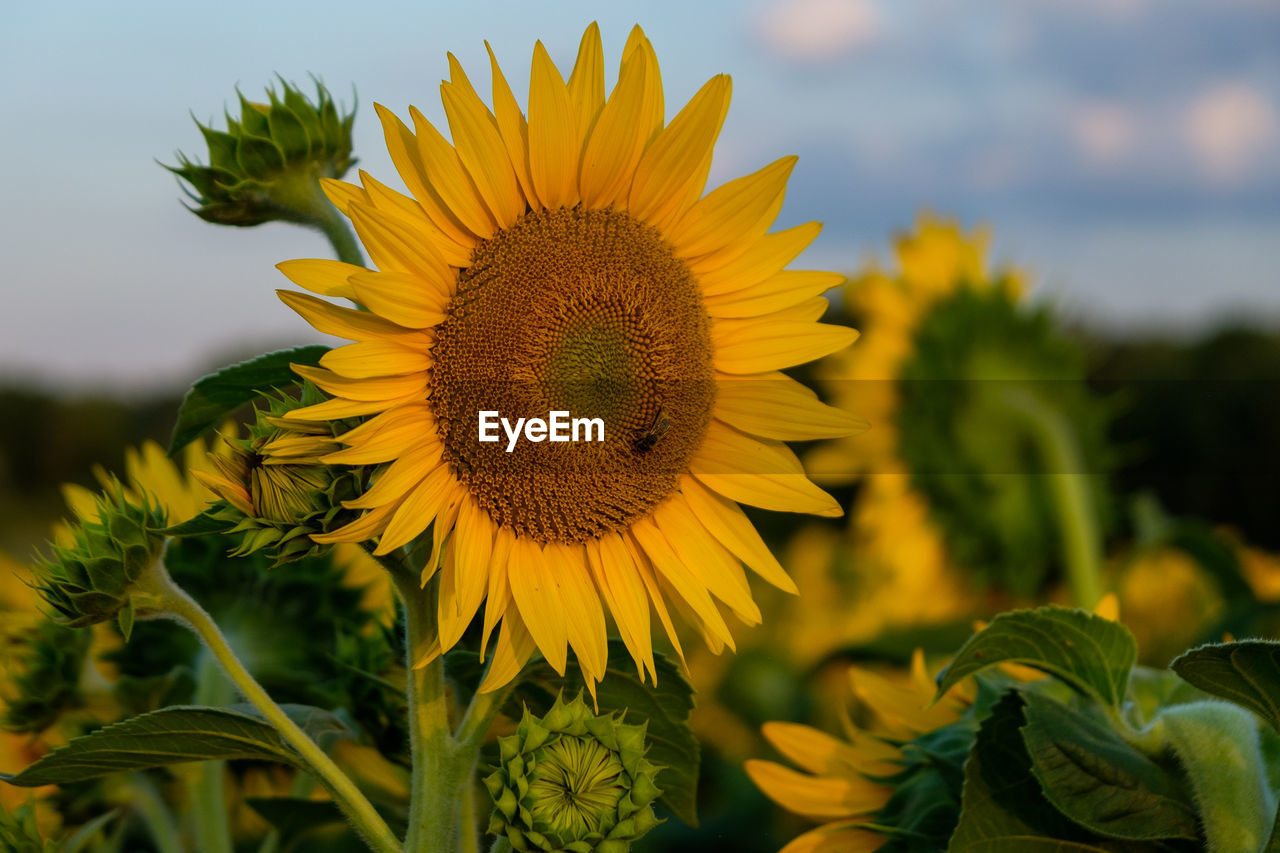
[
  {"x1": 527, "y1": 735, "x2": 625, "y2": 838},
  {"x1": 429, "y1": 206, "x2": 715, "y2": 544}
]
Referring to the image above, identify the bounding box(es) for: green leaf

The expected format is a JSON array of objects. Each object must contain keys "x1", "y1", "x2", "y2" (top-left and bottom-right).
[
  {"x1": 936, "y1": 606, "x2": 1136, "y2": 709},
  {"x1": 1171, "y1": 641, "x2": 1280, "y2": 732},
  {"x1": 949, "y1": 691, "x2": 1098, "y2": 851},
  {"x1": 1019, "y1": 692, "x2": 1199, "y2": 840},
  {"x1": 512, "y1": 639, "x2": 700, "y2": 827},
  {"x1": 168, "y1": 346, "x2": 327, "y2": 454},
  {"x1": 0, "y1": 704, "x2": 347, "y2": 786}
]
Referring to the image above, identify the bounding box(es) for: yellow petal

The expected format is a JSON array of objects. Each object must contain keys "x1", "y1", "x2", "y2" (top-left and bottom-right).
[
  {"x1": 278, "y1": 290, "x2": 430, "y2": 344},
  {"x1": 670, "y1": 157, "x2": 795, "y2": 259},
  {"x1": 324, "y1": 412, "x2": 433, "y2": 465},
  {"x1": 348, "y1": 201, "x2": 453, "y2": 284},
  {"x1": 349, "y1": 270, "x2": 449, "y2": 330},
  {"x1": 373, "y1": 466, "x2": 454, "y2": 555},
  {"x1": 780, "y1": 824, "x2": 883, "y2": 853},
  {"x1": 678, "y1": 475, "x2": 797, "y2": 593},
  {"x1": 624, "y1": 533, "x2": 685, "y2": 667},
  {"x1": 631, "y1": 516, "x2": 735, "y2": 651},
  {"x1": 439, "y1": 499, "x2": 494, "y2": 650},
  {"x1": 359, "y1": 169, "x2": 474, "y2": 269},
  {"x1": 652, "y1": 498, "x2": 761, "y2": 625},
  {"x1": 481, "y1": 525, "x2": 516, "y2": 660},
  {"x1": 545, "y1": 542, "x2": 609, "y2": 686},
  {"x1": 276, "y1": 259, "x2": 364, "y2": 300},
  {"x1": 744, "y1": 760, "x2": 889, "y2": 819},
  {"x1": 715, "y1": 322, "x2": 858, "y2": 374},
  {"x1": 372, "y1": 103, "x2": 477, "y2": 252},
  {"x1": 427, "y1": 482, "x2": 468, "y2": 583},
  {"x1": 585, "y1": 533, "x2": 655, "y2": 682},
  {"x1": 579, "y1": 45, "x2": 657, "y2": 207},
  {"x1": 311, "y1": 495, "x2": 404, "y2": 545},
  {"x1": 567, "y1": 23, "x2": 605, "y2": 148},
  {"x1": 715, "y1": 373, "x2": 867, "y2": 440},
  {"x1": 408, "y1": 106, "x2": 499, "y2": 239},
  {"x1": 321, "y1": 340, "x2": 431, "y2": 379},
  {"x1": 527, "y1": 41, "x2": 579, "y2": 208},
  {"x1": 694, "y1": 222, "x2": 823, "y2": 295},
  {"x1": 288, "y1": 393, "x2": 422, "y2": 422},
  {"x1": 343, "y1": 440, "x2": 443, "y2": 510},
  {"x1": 320, "y1": 177, "x2": 367, "y2": 214},
  {"x1": 761, "y1": 722, "x2": 898, "y2": 779},
  {"x1": 508, "y1": 538, "x2": 568, "y2": 674},
  {"x1": 486, "y1": 42, "x2": 540, "y2": 209},
  {"x1": 690, "y1": 421, "x2": 842, "y2": 517},
  {"x1": 705, "y1": 271, "x2": 845, "y2": 318},
  {"x1": 479, "y1": 607, "x2": 537, "y2": 693},
  {"x1": 440, "y1": 80, "x2": 526, "y2": 229},
  {"x1": 629, "y1": 75, "x2": 731, "y2": 231},
  {"x1": 292, "y1": 363, "x2": 429, "y2": 403}
]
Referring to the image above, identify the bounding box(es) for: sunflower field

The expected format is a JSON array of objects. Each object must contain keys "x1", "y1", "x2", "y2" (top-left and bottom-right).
[{"x1": 3, "y1": 14, "x2": 1280, "y2": 853}]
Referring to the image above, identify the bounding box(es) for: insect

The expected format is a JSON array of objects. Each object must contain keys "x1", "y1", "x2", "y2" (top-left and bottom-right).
[{"x1": 633, "y1": 408, "x2": 671, "y2": 452}]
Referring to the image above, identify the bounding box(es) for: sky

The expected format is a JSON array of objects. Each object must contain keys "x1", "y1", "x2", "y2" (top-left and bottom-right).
[{"x1": 2, "y1": 0, "x2": 1278, "y2": 394}]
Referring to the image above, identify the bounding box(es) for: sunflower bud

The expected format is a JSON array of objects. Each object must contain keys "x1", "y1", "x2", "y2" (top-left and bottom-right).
[
  {"x1": 32, "y1": 483, "x2": 166, "y2": 639},
  {"x1": 191, "y1": 388, "x2": 356, "y2": 564},
  {"x1": 166, "y1": 78, "x2": 355, "y2": 228},
  {"x1": 1, "y1": 617, "x2": 90, "y2": 734},
  {"x1": 484, "y1": 693, "x2": 662, "y2": 853}
]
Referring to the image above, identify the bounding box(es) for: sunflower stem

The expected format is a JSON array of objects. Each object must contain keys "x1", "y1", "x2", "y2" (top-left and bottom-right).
[
  {"x1": 192, "y1": 652, "x2": 234, "y2": 853},
  {"x1": 313, "y1": 195, "x2": 365, "y2": 267},
  {"x1": 141, "y1": 557, "x2": 402, "y2": 853},
  {"x1": 394, "y1": 566, "x2": 464, "y2": 852},
  {"x1": 997, "y1": 386, "x2": 1103, "y2": 607}
]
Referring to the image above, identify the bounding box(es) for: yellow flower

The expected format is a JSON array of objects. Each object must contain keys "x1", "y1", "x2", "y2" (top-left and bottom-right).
[
  {"x1": 745, "y1": 650, "x2": 972, "y2": 853},
  {"x1": 277, "y1": 24, "x2": 861, "y2": 692},
  {"x1": 808, "y1": 215, "x2": 1019, "y2": 485}
]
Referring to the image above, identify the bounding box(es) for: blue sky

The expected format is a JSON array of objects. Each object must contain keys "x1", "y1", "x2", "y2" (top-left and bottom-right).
[{"x1": 3, "y1": 0, "x2": 1278, "y2": 392}]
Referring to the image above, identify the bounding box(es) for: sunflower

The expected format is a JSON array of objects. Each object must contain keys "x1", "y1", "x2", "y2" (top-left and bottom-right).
[
  {"x1": 745, "y1": 650, "x2": 974, "y2": 853},
  {"x1": 276, "y1": 23, "x2": 860, "y2": 693}
]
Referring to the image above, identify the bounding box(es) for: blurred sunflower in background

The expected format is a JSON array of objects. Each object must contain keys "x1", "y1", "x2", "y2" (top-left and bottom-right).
[
  {"x1": 278, "y1": 23, "x2": 862, "y2": 694},
  {"x1": 808, "y1": 215, "x2": 1110, "y2": 602}
]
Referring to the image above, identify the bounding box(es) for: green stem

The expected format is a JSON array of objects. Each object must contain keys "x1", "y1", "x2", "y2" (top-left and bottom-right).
[
  {"x1": 126, "y1": 772, "x2": 184, "y2": 853},
  {"x1": 489, "y1": 838, "x2": 513, "y2": 853},
  {"x1": 998, "y1": 386, "x2": 1103, "y2": 608},
  {"x1": 392, "y1": 567, "x2": 461, "y2": 853},
  {"x1": 193, "y1": 654, "x2": 234, "y2": 853},
  {"x1": 142, "y1": 559, "x2": 401, "y2": 853},
  {"x1": 314, "y1": 200, "x2": 364, "y2": 266}
]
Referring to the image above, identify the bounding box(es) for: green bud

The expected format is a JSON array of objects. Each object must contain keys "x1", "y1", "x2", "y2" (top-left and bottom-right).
[
  {"x1": 166, "y1": 77, "x2": 356, "y2": 228},
  {"x1": 1, "y1": 616, "x2": 91, "y2": 733},
  {"x1": 183, "y1": 386, "x2": 359, "y2": 565},
  {"x1": 32, "y1": 482, "x2": 166, "y2": 638},
  {"x1": 484, "y1": 693, "x2": 662, "y2": 853}
]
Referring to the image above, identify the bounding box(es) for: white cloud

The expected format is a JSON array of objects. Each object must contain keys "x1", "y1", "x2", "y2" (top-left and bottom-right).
[
  {"x1": 755, "y1": 0, "x2": 880, "y2": 61},
  {"x1": 1183, "y1": 81, "x2": 1279, "y2": 181},
  {"x1": 1070, "y1": 101, "x2": 1139, "y2": 165}
]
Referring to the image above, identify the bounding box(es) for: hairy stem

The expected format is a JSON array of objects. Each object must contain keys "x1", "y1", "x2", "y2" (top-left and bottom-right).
[
  {"x1": 392, "y1": 566, "x2": 460, "y2": 852},
  {"x1": 142, "y1": 558, "x2": 401, "y2": 853}
]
